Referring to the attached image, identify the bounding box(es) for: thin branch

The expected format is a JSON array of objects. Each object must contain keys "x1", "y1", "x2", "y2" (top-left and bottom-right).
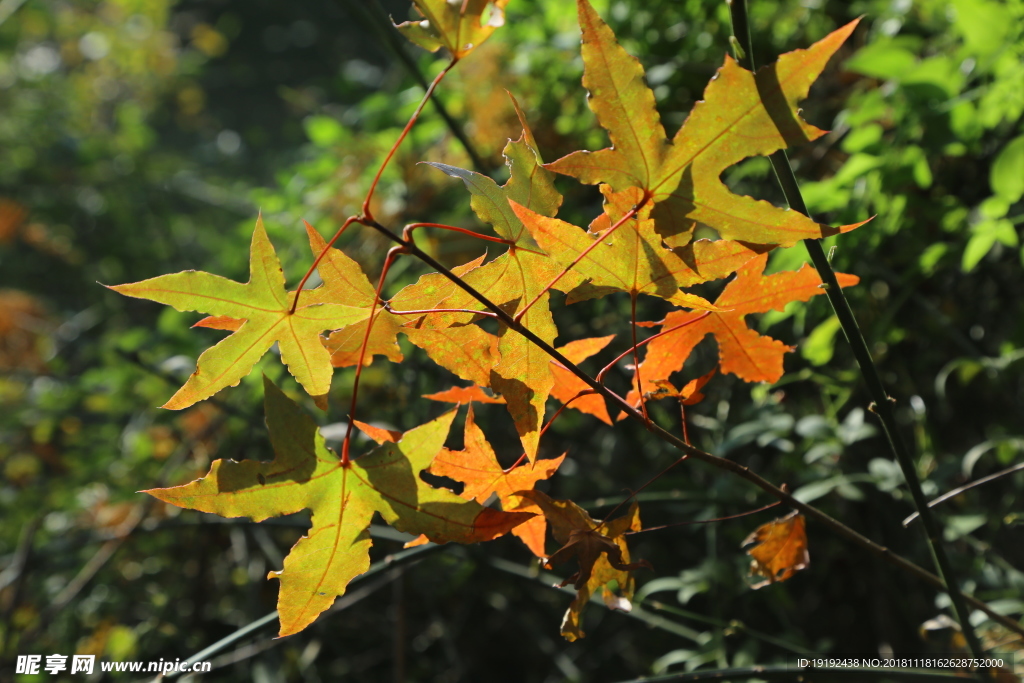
[
  {"x1": 727, "y1": 0, "x2": 985, "y2": 664},
  {"x1": 485, "y1": 556, "x2": 707, "y2": 643},
  {"x1": 903, "y1": 461, "x2": 1024, "y2": 527},
  {"x1": 18, "y1": 414, "x2": 229, "y2": 648},
  {"x1": 625, "y1": 500, "x2": 782, "y2": 536},
  {"x1": 0, "y1": 514, "x2": 42, "y2": 655},
  {"x1": 640, "y1": 599, "x2": 813, "y2": 654},
  {"x1": 357, "y1": 213, "x2": 1024, "y2": 640},
  {"x1": 383, "y1": 304, "x2": 498, "y2": 319}
]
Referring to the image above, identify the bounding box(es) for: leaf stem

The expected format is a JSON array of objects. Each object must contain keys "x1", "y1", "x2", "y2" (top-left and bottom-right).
[
  {"x1": 503, "y1": 392, "x2": 594, "y2": 471},
  {"x1": 350, "y1": 0, "x2": 488, "y2": 173},
  {"x1": 403, "y1": 222, "x2": 520, "y2": 249},
  {"x1": 727, "y1": 0, "x2": 986, "y2": 664},
  {"x1": 341, "y1": 245, "x2": 406, "y2": 465},
  {"x1": 363, "y1": 60, "x2": 458, "y2": 221},
  {"x1": 594, "y1": 454, "x2": 690, "y2": 533},
  {"x1": 630, "y1": 293, "x2": 651, "y2": 424},
  {"x1": 595, "y1": 311, "x2": 711, "y2": 384},
  {"x1": 357, "y1": 214, "x2": 1024, "y2": 640},
  {"x1": 291, "y1": 216, "x2": 359, "y2": 313}
]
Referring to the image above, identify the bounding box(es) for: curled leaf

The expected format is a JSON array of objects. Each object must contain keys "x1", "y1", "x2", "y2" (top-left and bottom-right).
[{"x1": 519, "y1": 490, "x2": 651, "y2": 640}]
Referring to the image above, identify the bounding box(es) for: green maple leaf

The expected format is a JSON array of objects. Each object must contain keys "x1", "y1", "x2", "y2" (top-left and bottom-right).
[
  {"x1": 546, "y1": 0, "x2": 860, "y2": 248},
  {"x1": 108, "y1": 216, "x2": 368, "y2": 409},
  {"x1": 146, "y1": 377, "x2": 531, "y2": 637}
]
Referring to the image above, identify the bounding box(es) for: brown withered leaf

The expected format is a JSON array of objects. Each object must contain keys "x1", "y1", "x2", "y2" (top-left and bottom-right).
[
  {"x1": 519, "y1": 490, "x2": 651, "y2": 640},
  {"x1": 743, "y1": 511, "x2": 809, "y2": 589}
]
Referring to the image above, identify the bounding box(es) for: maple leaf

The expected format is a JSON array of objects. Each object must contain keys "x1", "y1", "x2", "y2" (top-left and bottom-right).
[
  {"x1": 422, "y1": 385, "x2": 506, "y2": 404},
  {"x1": 191, "y1": 223, "x2": 407, "y2": 369},
  {"x1": 108, "y1": 216, "x2": 369, "y2": 409},
  {"x1": 629, "y1": 253, "x2": 859, "y2": 404},
  {"x1": 550, "y1": 335, "x2": 616, "y2": 425},
  {"x1": 409, "y1": 406, "x2": 564, "y2": 556},
  {"x1": 514, "y1": 185, "x2": 766, "y2": 310},
  {"x1": 743, "y1": 511, "x2": 809, "y2": 589},
  {"x1": 402, "y1": 319, "x2": 498, "y2": 388},
  {"x1": 388, "y1": 255, "x2": 501, "y2": 388},
  {"x1": 546, "y1": 0, "x2": 860, "y2": 247},
  {"x1": 520, "y1": 490, "x2": 651, "y2": 641},
  {"x1": 146, "y1": 377, "x2": 531, "y2": 637},
  {"x1": 394, "y1": 0, "x2": 508, "y2": 61},
  {"x1": 206, "y1": 227, "x2": 497, "y2": 383},
  {"x1": 427, "y1": 103, "x2": 583, "y2": 461}
]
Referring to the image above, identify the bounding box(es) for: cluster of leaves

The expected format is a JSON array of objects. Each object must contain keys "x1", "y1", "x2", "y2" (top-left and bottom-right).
[
  {"x1": 5, "y1": 0, "x2": 1024, "y2": 678},
  {"x1": 111, "y1": 0, "x2": 859, "y2": 640}
]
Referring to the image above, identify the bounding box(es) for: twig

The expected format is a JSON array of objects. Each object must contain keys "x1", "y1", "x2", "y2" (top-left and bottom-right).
[
  {"x1": 625, "y1": 500, "x2": 782, "y2": 535},
  {"x1": 903, "y1": 461, "x2": 1024, "y2": 527},
  {"x1": 727, "y1": 0, "x2": 986, "y2": 664}
]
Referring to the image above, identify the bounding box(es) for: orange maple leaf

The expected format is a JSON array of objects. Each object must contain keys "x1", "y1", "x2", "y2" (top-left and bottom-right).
[
  {"x1": 629, "y1": 253, "x2": 859, "y2": 404},
  {"x1": 550, "y1": 335, "x2": 616, "y2": 425},
  {"x1": 422, "y1": 385, "x2": 505, "y2": 404},
  {"x1": 408, "y1": 406, "x2": 564, "y2": 556},
  {"x1": 743, "y1": 511, "x2": 810, "y2": 589}
]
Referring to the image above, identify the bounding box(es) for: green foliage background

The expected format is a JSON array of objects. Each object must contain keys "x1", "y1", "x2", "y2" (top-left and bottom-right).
[{"x1": 1, "y1": 0, "x2": 1022, "y2": 680}]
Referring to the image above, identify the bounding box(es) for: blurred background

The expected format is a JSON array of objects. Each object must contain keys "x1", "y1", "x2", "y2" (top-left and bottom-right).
[{"x1": 1, "y1": 0, "x2": 1023, "y2": 680}]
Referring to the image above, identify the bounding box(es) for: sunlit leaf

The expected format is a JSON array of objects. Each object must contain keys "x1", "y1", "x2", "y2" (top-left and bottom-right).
[
  {"x1": 146, "y1": 377, "x2": 531, "y2": 636},
  {"x1": 743, "y1": 511, "x2": 809, "y2": 589}
]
